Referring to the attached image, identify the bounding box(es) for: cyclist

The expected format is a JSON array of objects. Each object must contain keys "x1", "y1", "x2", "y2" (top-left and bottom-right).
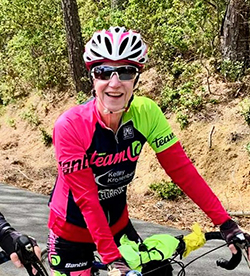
[
  {"x1": 47, "y1": 26, "x2": 250, "y2": 276},
  {"x1": 0, "y1": 211, "x2": 40, "y2": 268}
]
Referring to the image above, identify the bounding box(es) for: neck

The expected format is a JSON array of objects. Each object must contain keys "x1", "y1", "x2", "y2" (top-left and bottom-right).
[
  {"x1": 96, "y1": 98, "x2": 124, "y2": 132},
  {"x1": 100, "y1": 111, "x2": 122, "y2": 132}
]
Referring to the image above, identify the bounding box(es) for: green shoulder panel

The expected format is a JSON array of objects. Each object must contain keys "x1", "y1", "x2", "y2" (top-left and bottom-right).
[{"x1": 122, "y1": 96, "x2": 178, "y2": 153}]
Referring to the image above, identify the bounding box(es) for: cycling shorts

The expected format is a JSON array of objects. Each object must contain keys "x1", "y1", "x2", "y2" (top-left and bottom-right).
[{"x1": 47, "y1": 220, "x2": 141, "y2": 275}]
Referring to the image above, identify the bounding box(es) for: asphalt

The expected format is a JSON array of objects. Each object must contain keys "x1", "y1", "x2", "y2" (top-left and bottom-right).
[{"x1": 0, "y1": 182, "x2": 249, "y2": 275}]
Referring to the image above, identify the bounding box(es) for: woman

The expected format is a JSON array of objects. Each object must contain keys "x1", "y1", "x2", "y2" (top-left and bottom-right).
[{"x1": 47, "y1": 26, "x2": 250, "y2": 276}]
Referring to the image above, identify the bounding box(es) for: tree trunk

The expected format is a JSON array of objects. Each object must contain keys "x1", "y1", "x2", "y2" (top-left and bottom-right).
[
  {"x1": 221, "y1": 0, "x2": 250, "y2": 66},
  {"x1": 61, "y1": 0, "x2": 91, "y2": 93}
]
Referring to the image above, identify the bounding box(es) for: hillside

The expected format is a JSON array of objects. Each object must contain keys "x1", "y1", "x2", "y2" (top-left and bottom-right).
[{"x1": 0, "y1": 68, "x2": 250, "y2": 233}]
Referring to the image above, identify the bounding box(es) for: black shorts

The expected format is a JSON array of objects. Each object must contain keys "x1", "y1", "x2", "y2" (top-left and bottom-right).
[{"x1": 47, "y1": 220, "x2": 141, "y2": 274}]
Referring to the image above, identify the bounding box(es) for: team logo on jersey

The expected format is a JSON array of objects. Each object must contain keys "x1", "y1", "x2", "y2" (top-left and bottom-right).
[
  {"x1": 123, "y1": 125, "x2": 134, "y2": 140},
  {"x1": 152, "y1": 132, "x2": 175, "y2": 148}
]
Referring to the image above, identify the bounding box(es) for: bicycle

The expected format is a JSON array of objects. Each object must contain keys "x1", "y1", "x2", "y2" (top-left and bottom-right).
[
  {"x1": 0, "y1": 235, "x2": 48, "y2": 276},
  {"x1": 39, "y1": 229, "x2": 250, "y2": 276}
]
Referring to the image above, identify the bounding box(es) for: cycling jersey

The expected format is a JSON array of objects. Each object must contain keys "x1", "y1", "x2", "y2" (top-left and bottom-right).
[{"x1": 48, "y1": 95, "x2": 230, "y2": 264}]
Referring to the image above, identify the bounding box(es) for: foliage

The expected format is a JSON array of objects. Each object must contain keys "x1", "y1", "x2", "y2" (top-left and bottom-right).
[
  {"x1": 0, "y1": 0, "x2": 238, "y2": 127},
  {"x1": 150, "y1": 180, "x2": 184, "y2": 201},
  {"x1": 6, "y1": 118, "x2": 16, "y2": 129},
  {"x1": 76, "y1": 91, "x2": 91, "y2": 104},
  {"x1": 176, "y1": 112, "x2": 189, "y2": 129},
  {"x1": 220, "y1": 59, "x2": 245, "y2": 82},
  {"x1": 240, "y1": 98, "x2": 250, "y2": 126},
  {"x1": 246, "y1": 143, "x2": 250, "y2": 156},
  {"x1": 40, "y1": 128, "x2": 53, "y2": 147},
  {"x1": 159, "y1": 61, "x2": 206, "y2": 128},
  {"x1": 0, "y1": 0, "x2": 68, "y2": 100},
  {"x1": 20, "y1": 105, "x2": 41, "y2": 127}
]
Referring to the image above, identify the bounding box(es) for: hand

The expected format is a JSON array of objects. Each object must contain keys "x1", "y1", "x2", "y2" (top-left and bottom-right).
[
  {"x1": 220, "y1": 219, "x2": 250, "y2": 261},
  {"x1": 10, "y1": 245, "x2": 41, "y2": 268},
  {"x1": 107, "y1": 258, "x2": 130, "y2": 276}
]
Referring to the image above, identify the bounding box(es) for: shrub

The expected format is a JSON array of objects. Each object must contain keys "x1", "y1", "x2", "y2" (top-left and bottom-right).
[
  {"x1": 20, "y1": 105, "x2": 41, "y2": 127},
  {"x1": 220, "y1": 59, "x2": 245, "y2": 82},
  {"x1": 40, "y1": 128, "x2": 53, "y2": 147},
  {"x1": 149, "y1": 180, "x2": 184, "y2": 201},
  {"x1": 240, "y1": 98, "x2": 250, "y2": 126}
]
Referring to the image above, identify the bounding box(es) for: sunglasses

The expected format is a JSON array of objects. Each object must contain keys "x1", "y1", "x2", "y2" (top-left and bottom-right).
[{"x1": 91, "y1": 65, "x2": 139, "y2": 81}]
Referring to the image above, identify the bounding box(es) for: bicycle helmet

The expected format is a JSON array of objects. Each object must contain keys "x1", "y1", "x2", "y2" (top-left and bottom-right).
[{"x1": 84, "y1": 26, "x2": 148, "y2": 70}]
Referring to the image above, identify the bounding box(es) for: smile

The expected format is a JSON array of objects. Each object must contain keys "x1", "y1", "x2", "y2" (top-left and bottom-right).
[{"x1": 106, "y1": 92, "x2": 123, "y2": 98}]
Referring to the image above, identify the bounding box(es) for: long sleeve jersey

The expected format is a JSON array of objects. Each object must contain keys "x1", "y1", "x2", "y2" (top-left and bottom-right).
[{"x1": 48, "y1": 95, "x2": 230, "y2": 264}]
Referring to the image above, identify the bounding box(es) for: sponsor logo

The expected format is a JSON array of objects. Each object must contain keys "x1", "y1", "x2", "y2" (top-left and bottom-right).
[
  {"x1": 152, "y1": 133, "x2": 175, "y2": 148},
  {"x1": 95, "y1": 170, "x2": 135, "y2": 187},
  {"x1": 59, "y1": 154, "x2": 89, "y2": 174},
  {"x1": 65, "y1": 262, "x2": 88, "y2": 268},
  {"x1": 123, "y1": 125, "x2": 134, "y2": 140},
  {"x1": 98, "y1": 185, "x2": 127, "y2": 200},
  {"x1": 51, "y1": 255, "x2": 61, "y2": 266},
  {"x1": 59, "y1": 141, "x2": 142, "y2": 174}
]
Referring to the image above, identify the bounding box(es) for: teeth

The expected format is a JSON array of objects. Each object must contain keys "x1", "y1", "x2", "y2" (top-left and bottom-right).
[{"x1": 106, "y1": 92, "x2": 123, "y2": 97}]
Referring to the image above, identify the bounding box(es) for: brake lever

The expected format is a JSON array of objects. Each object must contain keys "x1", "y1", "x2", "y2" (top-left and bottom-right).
[
  {"x1": 234, "y1": 233, "x2": 250, "y2": 269},
  {"x1": 15, "y1": 235, "x2": 49, "y2": 276}
]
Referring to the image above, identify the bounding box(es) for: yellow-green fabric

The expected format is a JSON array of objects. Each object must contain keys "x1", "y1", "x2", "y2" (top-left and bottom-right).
[
  {"x1": 183, "y1": 223, "x2": 206, "y2": 258},
  {"x1": 118, "y1": 234, "x2": 179, "y2": 271}
]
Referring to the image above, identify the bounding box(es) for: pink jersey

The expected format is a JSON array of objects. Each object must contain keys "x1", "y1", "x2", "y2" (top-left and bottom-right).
[{"x1": 48, "y1": 95, "x2": 230, "y2": 264}]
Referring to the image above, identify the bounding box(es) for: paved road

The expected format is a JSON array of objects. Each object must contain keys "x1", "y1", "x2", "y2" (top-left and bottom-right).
[{"x1": 0, "y1": 183, "x2": 249, "y2": 275}]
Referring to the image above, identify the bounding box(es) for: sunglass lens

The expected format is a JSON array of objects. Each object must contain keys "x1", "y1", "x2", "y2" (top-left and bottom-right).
[
  {"x1": 92, "y1": 66, "x2": 138, "y2": 81},
  {"x1": 93, "y1": 66, "x2": 113, "y2": 80},
  {"x1": 117, "y1": 66, "x2": 138, "y2": 80}
]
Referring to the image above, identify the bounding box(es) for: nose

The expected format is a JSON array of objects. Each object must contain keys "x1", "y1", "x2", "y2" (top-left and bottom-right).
[{"x1": 109, "y1": 72, "x2": 121, "y2": 87}]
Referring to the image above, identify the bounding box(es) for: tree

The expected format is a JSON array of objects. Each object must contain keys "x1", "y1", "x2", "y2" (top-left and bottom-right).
[
  {"x1": 221, "y1": 0, "x2": 250, "y2": 67},
  {"x1": 61, "y1": 0, "x2": 91, "y2": 93}
]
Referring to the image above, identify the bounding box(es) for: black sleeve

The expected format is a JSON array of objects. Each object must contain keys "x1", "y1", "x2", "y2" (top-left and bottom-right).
[
  {"x1": 0, "y1": 212, "x2": 14, "y2": 242},
  {"x1": 0, "y1": 212, "x2": 11, "y2": 230}
]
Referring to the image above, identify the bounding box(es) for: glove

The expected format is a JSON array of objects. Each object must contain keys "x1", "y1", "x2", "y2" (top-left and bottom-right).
[
  {"x1": 107, "y1": 258, "x2": 131, "y2": 276},
  {"x1": 0, "y1": 227, "x2": 37, "y2": 257},
  {"x1": 220, "y1": 219, "x2": 249, "y2": 245}
]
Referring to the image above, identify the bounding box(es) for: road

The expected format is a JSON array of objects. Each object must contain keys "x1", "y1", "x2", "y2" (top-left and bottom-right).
[{"x1": 0, "y1": 182, "x2": 249, "y2": 275}]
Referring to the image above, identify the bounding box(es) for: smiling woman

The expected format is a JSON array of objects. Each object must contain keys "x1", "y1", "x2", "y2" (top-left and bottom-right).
[{"x1": 46, "y1": 26, "x2": 250, "y2": 276}]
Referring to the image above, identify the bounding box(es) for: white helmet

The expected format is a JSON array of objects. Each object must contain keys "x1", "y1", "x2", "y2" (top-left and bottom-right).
[{"x1": 84, "y1": 26, "x2": 148, "y2": 70}]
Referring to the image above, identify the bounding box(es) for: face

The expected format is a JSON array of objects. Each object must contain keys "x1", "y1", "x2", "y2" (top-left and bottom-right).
[{"x1": 92, "y1": 62, "x2": 136, "y2": 114}]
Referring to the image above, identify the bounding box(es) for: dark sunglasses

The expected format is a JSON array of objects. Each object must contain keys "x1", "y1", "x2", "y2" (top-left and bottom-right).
[{"x1": 91, "y1": 65, "x2": 139, "y2": 81}]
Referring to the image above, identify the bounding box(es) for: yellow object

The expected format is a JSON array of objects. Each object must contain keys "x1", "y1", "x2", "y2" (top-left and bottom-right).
[{"x1": 183, "y1": 223, "x2": 206, "y2": 258}]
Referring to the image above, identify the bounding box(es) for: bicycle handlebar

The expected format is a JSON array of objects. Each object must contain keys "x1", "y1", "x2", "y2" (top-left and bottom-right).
[
  {"x1": 0, "y1": 235, "x2": 48, "y2": 276},
  {"x1": 205, "y1": 231, "x2": 249, "y2": 271}
]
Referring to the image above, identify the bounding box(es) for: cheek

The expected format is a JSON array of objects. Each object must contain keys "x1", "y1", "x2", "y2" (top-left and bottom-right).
[
  {"x1": 125, "y1": 84, "x2": 134, "y2": 98},
  {"x1": 94, "y1": 81, "x2": 105, "y2": 96}
]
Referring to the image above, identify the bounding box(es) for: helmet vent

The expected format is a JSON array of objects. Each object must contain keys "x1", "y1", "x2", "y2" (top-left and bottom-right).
[
  {"x1": 114, "y1": 27, "x2": 121, "y2": 32},
  {"x1": 139, "y1": 58, "x2": 146, "y2": 63},
  {"x1": 132, "y1": 41, "x2": 142, "y2": 51},
  {"x1": 119, "y1": 37, "x2": 129, "y2": 55},
  {"x1": 105, "y1": 37, "x2": 112, "y2": 55},
  {"x1": 90, "y1": 49, "x2": 102, "y2": 57},
  {"x1": 97, "y1": 34, "x2": 101, "y2": 44},
  {"x1": 132, "y1": 36, "x2": 137, "y2": 45},
  {"x1": 127, "y1": 50, "x2": 141, "y2": 59}
]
